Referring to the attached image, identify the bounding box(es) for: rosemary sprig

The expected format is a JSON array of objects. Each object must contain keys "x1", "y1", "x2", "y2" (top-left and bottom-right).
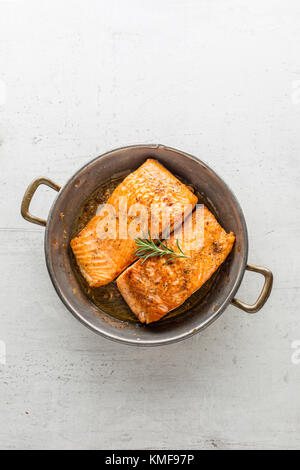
[{"x1": 134, "y1": 232, "x2": 190, "y2": 264}]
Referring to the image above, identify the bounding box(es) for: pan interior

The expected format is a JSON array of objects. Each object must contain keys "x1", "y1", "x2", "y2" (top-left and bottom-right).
[
  {"x1": 45, "y1": 145, "x2": 248, "y2": 345},
  {"x1": 68, "y1": 172, "x2": 223, "y2": 325}
]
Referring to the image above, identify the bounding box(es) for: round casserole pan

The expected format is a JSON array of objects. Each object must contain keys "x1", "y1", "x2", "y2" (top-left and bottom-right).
[{"x1": 21, "y1": 144, "x2": 273, "y2": 346}]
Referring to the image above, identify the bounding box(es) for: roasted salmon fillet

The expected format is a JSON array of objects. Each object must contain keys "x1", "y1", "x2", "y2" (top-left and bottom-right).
[
  {"x1": 70, "y1": 159, "x2": 197, "y2": 287},
  {"x1": 117, "y1": 206, "x2": 235, "y2": 323}
]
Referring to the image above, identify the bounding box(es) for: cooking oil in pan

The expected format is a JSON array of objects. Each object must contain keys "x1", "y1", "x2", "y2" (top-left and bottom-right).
[{"x1": 69, "y1": 174, "x2": 220, "y2": 324}]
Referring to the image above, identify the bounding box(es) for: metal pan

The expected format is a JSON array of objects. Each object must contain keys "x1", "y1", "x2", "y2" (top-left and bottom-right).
[{"x1": 21, "y1": 145, "x2": 273, "y2": 346}]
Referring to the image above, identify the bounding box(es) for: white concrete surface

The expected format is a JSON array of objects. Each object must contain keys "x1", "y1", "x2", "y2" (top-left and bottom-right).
[{"x1": 0, "y1": 0, "x2": 300, "y2": 450}]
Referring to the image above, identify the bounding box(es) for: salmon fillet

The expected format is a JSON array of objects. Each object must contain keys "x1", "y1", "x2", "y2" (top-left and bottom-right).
[
  {"x1": 117, "y1": 206, "x2": 235, "y2": 323},
  {"x1": 70, "y1": 159, "x2": 198, "y2": 287}
]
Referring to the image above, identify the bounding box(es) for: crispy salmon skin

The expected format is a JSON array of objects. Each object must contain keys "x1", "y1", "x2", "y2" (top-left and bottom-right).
[
  {"x1": 70, "y1": 159, "x2": 197, "y2": 287},
  {"x1": 117, "y1": 206, "x2": 235, "y2": 324}
]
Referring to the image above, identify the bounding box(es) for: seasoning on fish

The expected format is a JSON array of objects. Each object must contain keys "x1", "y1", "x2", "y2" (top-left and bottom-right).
[
  {"x1": 117, "y1": 206, "x2": 235, "y2": 324},
  {"x1": 70, "y1": 159, "x2": 198, "y2": 287}
]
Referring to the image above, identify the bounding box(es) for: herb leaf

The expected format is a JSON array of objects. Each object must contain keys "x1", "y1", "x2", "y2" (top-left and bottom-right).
[{"x1": 134, "y1": 232, "x2": 190, "y2": 264}]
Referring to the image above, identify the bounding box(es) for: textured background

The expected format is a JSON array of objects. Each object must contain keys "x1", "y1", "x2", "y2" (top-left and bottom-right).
[{"x1": 0, "y1": 0, "x2": 300, "y2": 450}]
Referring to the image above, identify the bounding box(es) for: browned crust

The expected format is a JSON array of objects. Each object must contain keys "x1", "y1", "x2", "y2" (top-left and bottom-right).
[{"x1": 117, "y1": 206, "x2": 235, "y2": 323}]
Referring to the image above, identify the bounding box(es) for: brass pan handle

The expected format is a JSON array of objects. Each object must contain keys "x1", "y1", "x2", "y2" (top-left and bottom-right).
[
  {"x1": 231, "y1": 264, "x2": 273, "y2": 313},
  {"x1": 21, "y1": 177, "x2": 61, "y2": 226}
]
